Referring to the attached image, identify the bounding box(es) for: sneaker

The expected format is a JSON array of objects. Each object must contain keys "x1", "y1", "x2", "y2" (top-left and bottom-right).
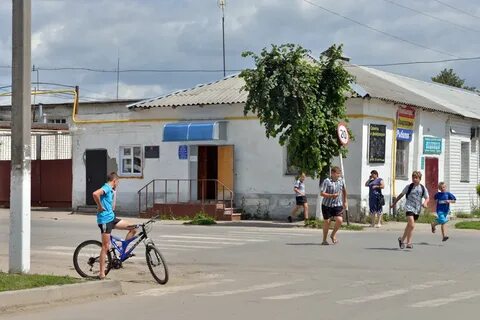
[
  {"x1": 287, "y1": 216, "x2": 293, "y2": 223},
  {"x1": 398, "y1": 237, "x2": 405, "y2": 249},
  {"x1": 321, "y1": 241, "x2": 329, "y2": 245},
  {"x1": 375, "y1": 224, "x2": 381, "y2": 228},
  {"x1": 406, "y1": 244, "x2": 413, "y2": 249},
  {"x1": 442, "y1": 236, "x2": 449, "y2": 242},
  {"x1": 431, "y1": 223, "x2": 436, "y2": 233}
]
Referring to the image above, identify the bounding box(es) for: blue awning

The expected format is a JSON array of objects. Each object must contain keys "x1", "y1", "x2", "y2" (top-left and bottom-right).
[{"x1": 163, "y1": 122, "x2": 224, "y2": 142}]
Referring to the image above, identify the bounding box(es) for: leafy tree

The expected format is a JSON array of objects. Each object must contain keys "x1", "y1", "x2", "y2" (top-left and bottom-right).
[
  {"x1": 432, "y1": 68, "x2": 476, "y2": 91},
  {"x1": 240, "y1": 44, "x2": 353, "y2": 178}
]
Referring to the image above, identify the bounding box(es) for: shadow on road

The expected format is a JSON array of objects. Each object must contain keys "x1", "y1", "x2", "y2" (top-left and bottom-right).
[
  {"x1": 286, "y1": 243, "x2": 323, "y2": 246},
  {"x1": 364, "y1": 247, "x2": 401, "y2": 251}
]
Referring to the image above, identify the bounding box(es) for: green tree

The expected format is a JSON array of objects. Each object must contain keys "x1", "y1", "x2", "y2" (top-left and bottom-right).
[
  {"x1": 432, "y1": 68, "x2": 476, "y2": 91},
  {"x1": 240, "y1": 44, "x2": 353, "y2": 178}
]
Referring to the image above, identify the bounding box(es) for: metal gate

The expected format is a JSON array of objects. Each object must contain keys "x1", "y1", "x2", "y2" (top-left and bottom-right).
[{"x1": 0, "y1": 131, "x2": 72, "y2": 207}]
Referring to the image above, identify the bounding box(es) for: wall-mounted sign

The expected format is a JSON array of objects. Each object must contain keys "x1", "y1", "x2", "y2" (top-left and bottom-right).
[
  {"x1": 178, "y1": 145, "x2": 188, "y2": 160},
  {"x1": 369, "y1": 124, "x2": 386, "y2": 163},
  {"x1": 337, "y1": 122, "x2": 349, "y2": 145},
  {"x1": 144, "y1": 146, "x2": 159, "y2": 159},
  {"x1": 423, "y1": 137, "x2": 442, "y2": 155},
  {"x1": 396, "y1": 105, "x2": 416, "y2": 142}
]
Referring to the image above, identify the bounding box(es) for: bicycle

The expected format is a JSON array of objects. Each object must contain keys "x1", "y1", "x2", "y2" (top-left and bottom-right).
[{"x1": 73, "y1": 216, "x2": 169, "y2": 284}]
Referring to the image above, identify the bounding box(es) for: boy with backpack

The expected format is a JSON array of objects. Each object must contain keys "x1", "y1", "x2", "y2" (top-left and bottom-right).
[
  {"x1": 431, "y1": 182, "x2": 456, "y2": 242},
  {"x1": 390, "y1": 171, "x2": 429, "y2": 249}
]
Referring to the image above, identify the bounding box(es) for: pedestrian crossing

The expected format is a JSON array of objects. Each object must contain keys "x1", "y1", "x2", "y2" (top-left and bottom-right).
[
  {"x1": 136, "y1": 276, "x2": 480, "y2": 309},
  {"x1": 30, "y1": 229, "x2": 320, "y2": 257}
]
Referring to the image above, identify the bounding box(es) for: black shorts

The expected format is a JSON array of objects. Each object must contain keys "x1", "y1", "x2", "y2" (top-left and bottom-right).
[
  {"x1": 406, "y1": 211, "x2": 419, "y2": 221},
  {"x1": 98, "y1": 218, "x2": 121, "y2": 234},
  {"x1": 296, "y1": 196, "x2": 307, "y2": 205},
  {"x1": 322, "y1": 205, "x2": 344, "y2": 220}
]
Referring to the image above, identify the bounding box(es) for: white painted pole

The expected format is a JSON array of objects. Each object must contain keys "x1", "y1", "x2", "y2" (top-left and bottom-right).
[
  {"x1": 10, "y1": 0, "x2": 32, "y2": 273},
  {"x1": 339, "y1": 155, "x2": 349, "y2": 225}
]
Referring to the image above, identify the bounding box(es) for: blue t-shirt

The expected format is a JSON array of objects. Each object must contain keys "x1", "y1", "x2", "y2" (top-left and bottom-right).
[
  {"x1": 434, "y1": 192, "x2": 456, "y2": 214},
  {"x1": 97, "y1": 183, "x2": 115, "y2": 224}
]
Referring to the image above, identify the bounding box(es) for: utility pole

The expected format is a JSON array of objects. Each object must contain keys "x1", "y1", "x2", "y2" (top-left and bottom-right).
[
  {"x1": 10, "y1": 0, "x2": 32, "y2": 273},
  {"x1": 116, "y1": 55, "x2": 120, "y2": 100},
  {"x1": 218, "y1": 0, "x2": 226, "y2": 77}
]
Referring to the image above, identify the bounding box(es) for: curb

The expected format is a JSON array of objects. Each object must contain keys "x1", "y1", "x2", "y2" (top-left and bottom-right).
[{"x1": 0, "y1": 280, "x2": 123, "y2": 311}]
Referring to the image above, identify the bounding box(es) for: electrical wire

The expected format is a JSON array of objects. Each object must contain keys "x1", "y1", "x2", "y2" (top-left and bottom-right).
[
  {"x1": 431, "y1": 0, "x2": 480, "y2": 21},
  {"x1": 302, "y1": 0, "x2": 459, "y2": 58},
  {"x1": 381, "y1": 0, "x2": 480, "y2": 33}
]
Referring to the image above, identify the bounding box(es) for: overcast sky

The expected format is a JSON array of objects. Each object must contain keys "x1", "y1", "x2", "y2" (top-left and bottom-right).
[{"x1": 1, "y1": 0, "x2": 479, "y2": 104}]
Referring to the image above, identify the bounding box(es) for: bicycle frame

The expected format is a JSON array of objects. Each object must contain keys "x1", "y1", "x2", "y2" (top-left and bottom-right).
[{"x1": 109, "y1": 228, "x2": 153, "y2": 262}]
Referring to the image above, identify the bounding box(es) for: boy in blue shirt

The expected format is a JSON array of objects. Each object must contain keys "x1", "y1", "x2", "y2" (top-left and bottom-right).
[
  {"x1": 92, "y1": 172, "x2": 136, "y2": 279},
  {"x1": 431, "y1": 182, "x2": 456, "y2": 242}
]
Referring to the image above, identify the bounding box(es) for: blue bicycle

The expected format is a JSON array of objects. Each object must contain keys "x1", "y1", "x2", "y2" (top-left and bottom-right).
[{"x1": 73, "y1": 216, "x2": 168, "y2": 284}]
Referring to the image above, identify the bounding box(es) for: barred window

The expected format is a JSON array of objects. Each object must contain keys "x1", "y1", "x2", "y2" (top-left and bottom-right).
[{"x1": 396, "y1": 140, "x2": 409, "y2": 179}]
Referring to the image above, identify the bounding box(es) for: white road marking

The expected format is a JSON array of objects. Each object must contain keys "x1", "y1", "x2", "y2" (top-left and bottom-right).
[
  {"x1": 45, "y1": 246, "x2": 77, "y2": 251},
  {"x1": 156, "y1": 244, "x2": 221, "y2": 249},
  {"x1": 337, "y1": 280, "x2": 455, "y2": 305},
  {"x1": 346, "y1": 280, "x2": 379, "y2": 288},
  {"x1": 161, "y1": 235, "x2": 266, "y2": 242},
  {"x1": 137, "y1": 279, "x2": 235, "y2": 297},
  {"x1": 410, "y1": 291, "x2": 480, "y2": 308},
  {"x1": 195, "y1": 280, "x2": 301, "y2": 297},
  {"x1": 263, "y1": 289, "x2": 330, "y2": 300},
  {"x1": 160, "y1": 239, "x2": 246, "y2": 246},
  {"x1": 229, "y1": 231, "x2": 312, "y2": 237}
]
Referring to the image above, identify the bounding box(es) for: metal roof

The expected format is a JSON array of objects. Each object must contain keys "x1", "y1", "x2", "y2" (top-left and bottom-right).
[
  {"x1": 127, "y1": 74, "x2": 247, "y2": 109},
  {"x1": 128, "y1": 65, "x2": 480, "y2": 120}
]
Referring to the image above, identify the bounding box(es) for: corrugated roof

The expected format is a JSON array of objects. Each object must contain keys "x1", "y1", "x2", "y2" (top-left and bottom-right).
[
  {"x1": 127, "y1": 74, "x2": 247, "y2": 109},
  {"x1": 128, "y1": 65, "x2": 480, "y2": 120}
]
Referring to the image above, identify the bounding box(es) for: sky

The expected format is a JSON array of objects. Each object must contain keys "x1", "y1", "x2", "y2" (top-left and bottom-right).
[{"x1": 0, "y1": 0, "x2": 479, "y2": 105}]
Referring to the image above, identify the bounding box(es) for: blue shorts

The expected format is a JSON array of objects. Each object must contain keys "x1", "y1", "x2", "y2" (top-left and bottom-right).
[{"x1": 436, "y1": 212, "x2": 449, "y2": 225}]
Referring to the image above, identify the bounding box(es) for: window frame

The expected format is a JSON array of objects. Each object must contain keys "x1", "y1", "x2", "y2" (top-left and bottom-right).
[
  {"x1": 119, "y1": 145, "x2": 143, "y2": 177},
  {"x1": 284, "y1": 144, "x2": 300, "y2": 176},
  {"x1": 460, "y1": 141, "x2": 470, "y2": 182},
  {"x1": 395, "y1": 140, "x2": 409, "y2": 180}
]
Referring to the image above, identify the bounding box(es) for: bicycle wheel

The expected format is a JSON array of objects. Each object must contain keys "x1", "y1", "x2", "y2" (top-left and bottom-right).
[
  {"x1": 73, "y1": 240, "x2": 112, "y2": 278},
  {"x1": 145, "y1": 244, "x2": 169, "y2": 284}
]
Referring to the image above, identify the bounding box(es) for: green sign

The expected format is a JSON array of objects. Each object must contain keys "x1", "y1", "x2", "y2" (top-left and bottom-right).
[{"x1": 423, "y1": 137, "x2": 442, "y2": 154}]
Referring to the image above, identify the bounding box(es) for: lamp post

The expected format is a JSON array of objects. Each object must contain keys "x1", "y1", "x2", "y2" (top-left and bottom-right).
[{"x1": 218, "y1": 0, "x2": 226, "y2": 77}]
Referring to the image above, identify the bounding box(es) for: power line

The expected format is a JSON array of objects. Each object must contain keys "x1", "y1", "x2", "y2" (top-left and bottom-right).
[
  {"x1": 382, "y1": 0, "x2": 480, "y2": 33},
  {"x1": 431, "y1": 0, "x2": 480, "y2": 21},
  {"x1": 302, "y1": 0, "x2": 459, "y2": 58},
  {"x1": 358, "y1": 56, "x2": 480, "y2": 67}
]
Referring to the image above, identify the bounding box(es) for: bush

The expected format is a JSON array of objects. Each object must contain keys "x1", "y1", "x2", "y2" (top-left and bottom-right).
[
  {"x1": 417, "y1": 213, "x2": 436, "y2": 224},
  {"x1": 184, "y1": 212, "x2": 217, "y2": 225},
  {"x1": 455, "y1": 212, "x2": 472, "y2": 219},
  {"x1": 455, "y1": 221, "x2": 480, "y2": 230},
  {"x1": 476, "y1": 184, "x2": 480, "y2": 197}
]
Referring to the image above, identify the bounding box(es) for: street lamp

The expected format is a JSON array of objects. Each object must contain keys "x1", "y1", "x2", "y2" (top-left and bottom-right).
[{"x1": 218, "y1": 0, "x2": 226, "y2": 77}]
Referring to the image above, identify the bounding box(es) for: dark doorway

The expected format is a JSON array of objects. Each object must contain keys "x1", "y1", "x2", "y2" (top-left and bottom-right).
[
  {"x1": 85, "y1": 149, "x2": 107, "y2": 205},
  {"x1": 425, "y1": 157, "x2": 439, "y2": 213},
  {"x1": 198, "y1": 146, "x2": 218, "y2": 200}
]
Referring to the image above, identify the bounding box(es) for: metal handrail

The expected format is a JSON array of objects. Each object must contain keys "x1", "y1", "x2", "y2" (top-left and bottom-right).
[{"x1": 137, "y1": 178, "x2": 234, "y2": 215}]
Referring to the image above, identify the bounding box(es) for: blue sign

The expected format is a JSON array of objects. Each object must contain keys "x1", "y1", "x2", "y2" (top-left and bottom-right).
[
  {"x1": 178, "y1": 145, "x2": 188, "y2": 160},
  {"x1": 423, "y1": 137, "x2": 442, "y2": 154},
  {"x1": 397, "y1": 128, "x2": 413, "y2": 142}
]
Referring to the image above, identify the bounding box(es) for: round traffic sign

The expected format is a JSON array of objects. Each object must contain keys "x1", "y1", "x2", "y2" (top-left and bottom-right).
[{"x1": 337, "y1": 123, "x2": 349, "y2": 145}]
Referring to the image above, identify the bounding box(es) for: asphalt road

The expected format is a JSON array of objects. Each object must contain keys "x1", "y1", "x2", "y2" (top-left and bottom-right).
[{"x1": 1, "y1": 210, "x2": 479, "y2": 320}]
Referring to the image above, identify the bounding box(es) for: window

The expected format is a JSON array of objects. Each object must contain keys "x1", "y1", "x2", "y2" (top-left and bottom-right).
[
  {"x1": 120, "y1": 146, "x2": 142, "y2": 176},
  {"x1": 461, "y1": 142, "x2": 470, "y2": 182},
  {"x1": 396, "y1": 140, "x2": 409, "y2": 179},
  {"x1": 47, "y1": 119, "x2": 66, "y2": 124},
  {"x1": 285, "y1": 144, "x2": 300, "y2": 176}
]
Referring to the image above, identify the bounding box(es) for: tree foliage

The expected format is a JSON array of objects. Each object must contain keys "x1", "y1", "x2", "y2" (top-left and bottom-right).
[
  {"x1": 432, "y1": 68, "x2": 476, "y2": 91},
  {"x1": 240, "y1": 44, "x2": 353, "y2": 178}
]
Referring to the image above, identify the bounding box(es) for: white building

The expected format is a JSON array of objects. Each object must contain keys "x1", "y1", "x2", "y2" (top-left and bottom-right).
[{"x1": 70, "y1": 66, "x2": 480, "y2": 220}]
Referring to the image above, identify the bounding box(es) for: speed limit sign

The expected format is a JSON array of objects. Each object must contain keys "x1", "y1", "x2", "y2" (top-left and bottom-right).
[{"x1": 337, "y1": 122, "x2": 349, "y2": 145}]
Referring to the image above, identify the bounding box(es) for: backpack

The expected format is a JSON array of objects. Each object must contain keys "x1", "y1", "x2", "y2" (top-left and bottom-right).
[{"x1": 406, "y1": 183, "x2": 425, "y2": 199}]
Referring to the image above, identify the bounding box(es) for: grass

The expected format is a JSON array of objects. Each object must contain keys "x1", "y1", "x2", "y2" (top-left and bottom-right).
[
  {"x1": 304, "y1": 218, "x2": 364, "y2": 231},
  {"x1": 0, "y1": 272, "x2": 79, "y2": 292},
  {"x1": 455, "y1": 221, "x2": 480, "y2": 230},
  {"x1": 183, "y1": 212, "x2": 217, "y2": 225}
]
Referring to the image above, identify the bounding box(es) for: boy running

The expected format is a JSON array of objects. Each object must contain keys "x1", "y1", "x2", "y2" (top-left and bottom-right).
[
  {"x1": 288, "y1": 173, "x2": 309, "y2": 222},
  {"x1": 92, "y1": 172, "x2": 136, "y2": 279},
  {"x1": 431, "y1": 182, "x2": 456, "y2": 242},
  {"x1": 390, "y1": 171, "x2": 429, "y2": 249}
]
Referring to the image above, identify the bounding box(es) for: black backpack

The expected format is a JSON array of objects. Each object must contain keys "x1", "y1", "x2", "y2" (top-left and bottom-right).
[{"x1": 406, "y1": 183, "x2": 425, "y2": 199}]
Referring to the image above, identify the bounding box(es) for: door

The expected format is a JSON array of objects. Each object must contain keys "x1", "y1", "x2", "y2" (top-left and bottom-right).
[
  {"x1": 85, "y1": 149, "x2": 107, "y2": 205},
  {"x1": 197, "y1": 146, "x2": 217, "y2": 200},
  {"x1": 217, "y1": 145, "x2": 234, "y2": 200},
  {"x1": 425, "y1": 157, "x2": 439, "y2": 213}
]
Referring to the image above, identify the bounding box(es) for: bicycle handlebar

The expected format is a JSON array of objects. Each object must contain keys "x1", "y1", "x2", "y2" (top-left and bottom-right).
[{"x1": 128, "y1": 215, "x2": 160, "y2": 230}]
